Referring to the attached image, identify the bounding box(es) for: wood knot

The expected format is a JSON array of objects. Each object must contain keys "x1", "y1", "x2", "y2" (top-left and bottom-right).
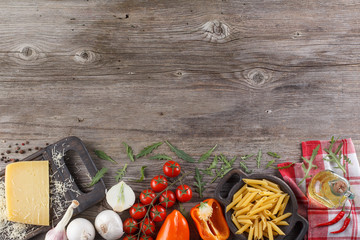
[
  {"x1": 202, "y1": 20, "x2": 230, "y2": 43},
  {"x1": 19, "y1": 46, "x2": 39, "y2": 61},
  {"x1": 243, "y1": 68, "x2": 271, "y2": 87},
  {"x1": 292, "y1": 31, "x2": 302, "y2": 39},
  {"x1": 73, "y1": 49, "x2": 99, "y2": 64}
]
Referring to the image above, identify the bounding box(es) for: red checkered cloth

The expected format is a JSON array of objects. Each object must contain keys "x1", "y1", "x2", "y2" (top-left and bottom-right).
[{"x1": 278, "y1": 138, "x2": 360, "y2": 240}]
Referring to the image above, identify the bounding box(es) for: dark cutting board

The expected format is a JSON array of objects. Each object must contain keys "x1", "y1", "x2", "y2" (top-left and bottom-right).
[{"x1": 0, "y1": 136, "x2": 106, "y2": 240}]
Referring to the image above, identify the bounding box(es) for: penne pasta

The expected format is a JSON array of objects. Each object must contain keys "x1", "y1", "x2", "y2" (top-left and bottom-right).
[
  {"x1": 227, "y1": 178, "x2": 291, "y2": 240},
  {"x1": 267, "y1": 222, "x2": 274, "y2": 240},
  {"x1": 235, "y1": 205, "x2": 253, "y2": 216},
  {"x1": 232, "y1": 214, "x2": 242, "y2": 230},
  {"x1": 269, "y1": 221, "x2": 285, "y2": 235},
  {"x1": 272, "y1": 194, "x2": 286, "y2": 215},
  {"x1": 226, "y1": 193, "x2": 243, "y2": 212},
  {"x1": 243, "y1": 178, "x2": 269, "y2": 186},
  {"x1": 248, "y1": 203, "x2": 273, "y2": 216},
  {"x1": 240, "y1": 192, "x2": 258, "y2": 208},
  {"x1": 233, "y1": 184, "x2": 248, "y2": 200},
  {"x1": 276, "y1": 221, "x2": 289, "y2": 226},
  {"x1": 272, "y1": 212, "x2": 292, "y2": 223},
  {"x1": 278, "y1": 195, "x2": 290, "y2": 216},
  {"x1": 248, "y1": 226, "x2": 254, "y2": 240},
  {"x1": 236, "y1": 223, "x2": 251, "y2": 234},
  {"x1": 263, "y1": 179, "x2": 281, "y2": 190},
  {"x1": 254, "y1": 218, "x2": 259, "y2": 240}
]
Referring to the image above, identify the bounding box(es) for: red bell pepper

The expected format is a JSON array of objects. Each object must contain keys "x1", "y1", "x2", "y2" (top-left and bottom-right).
[
  {"x1": 156, "y1": 210, "x2": 189, "y2": 240},
  {"x1": 190, "y1": 199, "x2": 230, "y2": 240}
]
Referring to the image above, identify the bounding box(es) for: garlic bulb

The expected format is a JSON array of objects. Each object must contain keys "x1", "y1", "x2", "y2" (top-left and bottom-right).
[
  {"x1": 106, "y1": 181, "x2": 135, "y2": 212},
  {"x1": 95, "y1": 210, "x2": 124, "y2": 240},
  {"x1": 45, "y1": 200, "x2": 79, "y2": 240},
  {"x1": 66, "y1": 218, "x2": 95, "y2": 240}
]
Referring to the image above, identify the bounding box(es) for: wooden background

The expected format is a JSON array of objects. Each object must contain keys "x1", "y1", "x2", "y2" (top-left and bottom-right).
[{"x1": 1, "y1": 0, "x2": 360, "y2": 239}]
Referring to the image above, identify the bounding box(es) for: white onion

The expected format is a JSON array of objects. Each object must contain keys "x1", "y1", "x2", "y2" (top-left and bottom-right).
[
  {"x1": 66, "y1": 218, "x2": 95, "y2": 240},
  {"x1": 106, "y1": 181, "x2": 135, "y2": 212},
  {"x1": 95, "y1": 210, "x2": 124, "y2": 240}
]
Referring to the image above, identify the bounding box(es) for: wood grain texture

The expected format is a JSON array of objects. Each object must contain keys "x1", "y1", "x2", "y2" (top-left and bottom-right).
[{"x1": 1, "y1": 0, "x2": 360, "y2": 239}]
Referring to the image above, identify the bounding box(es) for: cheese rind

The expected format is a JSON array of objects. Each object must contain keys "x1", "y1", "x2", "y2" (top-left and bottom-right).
[{"x1": 5, "y1": 161, "x2": 50, "y2": 226}]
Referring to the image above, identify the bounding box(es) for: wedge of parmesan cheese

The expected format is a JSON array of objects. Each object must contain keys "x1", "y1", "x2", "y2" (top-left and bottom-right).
[{"x1": 5, "y1": 161, "x2": 49, "y2": 226}]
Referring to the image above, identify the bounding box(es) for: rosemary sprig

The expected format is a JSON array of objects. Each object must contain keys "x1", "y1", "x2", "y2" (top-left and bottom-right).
[
  {"x1": 256, "y1": 149, "x2": 262, "y2": 168},
  {"x1": 194, "y1": 167, "x2": 206, "y2": 198},
  {"x1": 135, "y1": 166, "x2": 147, "y2": 182},
  {"x1": 115, "y1": 164, "x2": 128, "y2": 182},
  {"x1": 298, "y1": 144, "x2": 320, "y2": 185},
  {"x1": 89, "y1": 167, "x2": 108, "y2": 187},
  {"x1": 239, "y1": 161, "x2": 252, "y2": 174},
  {"x1": 136, "y1": 142, "x2": 163, "y2": 159},
  {"x1": 165, "y1": 140, "x2": 196, "y2": 163},
  {"x1": 94, "y1": 150, "x2": 116, "y2": 164},
  {"x1": 122, "y1": 142, "x2": 135, "y2": 162},
  {"x1": 265, "y1": 159, "x2": 276, "y2": 169},
  {"x1": 271, "y1": 162, "x2": 295, "y2": 170},
  {"x1": 211, "y1": 154, "x2": 236, "y2": 183},
  {"x1": 240, "y1": 154, "x2": 254, "y2": 160},
  {"x1": 198, "y1": 144, "x2": 217, "y2": 163},
  {"x1": 149, "y1": 154, "x2": 172, "y2": 160},
  {"x1": 202, "y1": 155, "x2": 218, "y2": 176},
  {"x1": 323, "y1": 136, "x2": 351, "y2": 174},
  {"x1": 267, "y1": 152, "x2": 281, "y2": 159}
]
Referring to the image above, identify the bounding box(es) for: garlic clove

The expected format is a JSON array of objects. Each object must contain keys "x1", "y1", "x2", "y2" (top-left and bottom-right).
[
  {"x1": 45, "y1": 200, "x2": 79, "y2": 240},
  {"x1": 95, "y1": 210, "x2": 124, "y2": 240}
]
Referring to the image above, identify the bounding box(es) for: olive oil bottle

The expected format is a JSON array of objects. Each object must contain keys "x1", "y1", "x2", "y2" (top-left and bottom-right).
[{"x1": 308, "y1": 170, "x2": 354, "y2": 208}]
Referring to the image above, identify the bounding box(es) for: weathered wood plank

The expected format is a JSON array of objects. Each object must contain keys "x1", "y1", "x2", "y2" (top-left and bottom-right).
[{"x1": 1, "y1": 0, "x2": 360, "y2": 239}]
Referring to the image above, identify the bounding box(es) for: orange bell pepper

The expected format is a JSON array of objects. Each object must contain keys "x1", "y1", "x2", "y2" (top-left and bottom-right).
[
  {"x1": 190, "y1": 198, "x2": 230, "y2": 240},
  {"x1": 156, "y1": 210, "x2": 190, "y2": 240}
]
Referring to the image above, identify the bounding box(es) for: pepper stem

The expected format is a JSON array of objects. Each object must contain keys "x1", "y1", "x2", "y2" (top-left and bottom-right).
[{"x1": 346, "y1": 201, "x2": 353, "y2": 218}]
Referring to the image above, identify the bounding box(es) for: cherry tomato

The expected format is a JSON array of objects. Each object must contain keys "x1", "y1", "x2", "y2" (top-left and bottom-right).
[
  {"x1": 140, "y1": 189, "x2": 156, "y2": 205},
  {"x1": 176, "y1": 184, "x2": 192, "y2": 203},
  {"x1": 159, "y1": 190, "x2": 176, "y2": 208},
  {"x1": 163, "y1": 160, "x2": 181, "y2": 178},
  {"x1": 150, "y1": 205, "x2": 167, "y2": 222},
  {"x1": 150, "y1": 175, "x2": 168, "y2": 192},
  {"x1": 140, "y1": 236, "x2": 154, "y2": 240},
  {"x1": 123, "y1": 235, "x2": 137, "y2": 240},
  {"x1": 123, "y1": 218, "x2": 138, "y2": 235},
  {"x1": 140, "y1": 218, "x2": 156, "y2": 235},
  {"x1": 129, "y1": 203, "x2": 147, "y2": 220}
]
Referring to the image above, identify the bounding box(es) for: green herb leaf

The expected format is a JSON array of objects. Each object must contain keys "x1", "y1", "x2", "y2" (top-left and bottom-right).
[
  {"x1": 149, "y1": 154, "x2": 172, "y2": 160},
  {"x1": 271, "y1": 162, "x2": 295, "y2": 170},
  {"x1": 122, "y1": 142, "x2": 135, "y2": 162},
  {"x1": 198, "y1": 144, "x2": 217, "y2": 163},
  {"x1": 136, "y1": 166, "x2": 147, "y2": 182},
  {"x1": 165, "y1": 140, "x2": 195, "y2": 163},
  {"x1": 115, "y1": 164, "x2": 128, "y2": 182},
  {"x1": 239, "y1": 161, "x2": 252, "y2": 174},
  {"x1": 323, "y1": 136, "x2": 351, "y2": 174},
  {"x1": 89, "y1": 167, "x2": 108, "y2": 187},
  {"x1": 136, "y1": 142, "x2": 163, "y2": 159},
  {"x1": 94, "y1": 150, "x2": 116, "y2": 164},
  {"x1": 298, "y1": 144, "x2": 320, "y2": 185},
  {"x1": 194, "y1": 167, "x2": 206, "y2": 198},
  {"x1": 211, "y1": 154, "x2": 235, "y2": 183},
  {"x1": 267, "y1": 152, "x2": 281, "y2": 159},
  {"x1": 265, "y1": 159, "x2": 276, "y2": 169},
  {"x1": 241, "y1": 154, "x2": 254, "y2": 160},
  {"x1": 256, "y1": 149, "x2": 262, "y2": 168},
  {"x1": 203, "y1": 155, "x2": 218, "y2": 176}
]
